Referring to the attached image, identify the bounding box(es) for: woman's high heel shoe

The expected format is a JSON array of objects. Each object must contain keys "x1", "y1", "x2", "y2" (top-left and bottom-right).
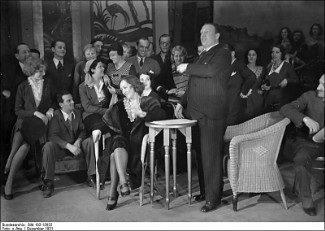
[
  {"x1": 120, "y1": 183, "x2": 130, "y2": 197},
  {"x1": 4, "y1": 192, "x2": 13, "y2": 200},
  {"x1": 106, "y1": 193, "x2": 119, "y2": 211}
]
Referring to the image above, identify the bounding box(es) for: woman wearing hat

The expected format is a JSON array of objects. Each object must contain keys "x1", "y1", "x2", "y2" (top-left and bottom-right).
[
  {"x1": 79, "y1": 58, "x2": 112, "y2": 188},
  {"x1": 3, "y1": 56, "x2": 54, "y2": 200}
]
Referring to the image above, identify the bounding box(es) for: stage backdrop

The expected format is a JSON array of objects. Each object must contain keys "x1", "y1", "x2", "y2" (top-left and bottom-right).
[
  {"x1": 42, "y1": 1, "x2": 74, "y2": 62},
  {"x1": 91, "y1": 0, "x2": 153, "y2": 61},
  {"x1": 213, "y1": 0, "x2": 324, "y2": 66}
]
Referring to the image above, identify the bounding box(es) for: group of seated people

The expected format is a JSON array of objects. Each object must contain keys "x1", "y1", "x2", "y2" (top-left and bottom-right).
[
  {"x1": 1, "y1": 23, "x2": 324, "y2": 215},
  {"x1": 2, "y1": 54, "x2": 166, "y2": 212}
]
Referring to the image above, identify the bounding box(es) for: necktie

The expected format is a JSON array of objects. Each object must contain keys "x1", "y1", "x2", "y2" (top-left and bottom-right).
[
  {"x1": 57, "y1": 61, "x2": 63, "y2": 70},
  {"x1": 198, "y1": 50, "x2": 207, "y2": 61},
  {"x1": 139, "y1": 58, "x2": 144, "y2": 67},
  {"x1": 67, "y1": 114, "x2": 73, "y2": 137}
]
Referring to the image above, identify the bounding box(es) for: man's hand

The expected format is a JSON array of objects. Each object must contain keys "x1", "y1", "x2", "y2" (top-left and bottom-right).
[
  {"x1": 177, "y1": 64, "x2": 188, "y2": 74},
  {"x1": 2, "y1": 90, "x2": 11, "y2": 98},
  {"x1": 167, "y1": 88, "x2": 177, "y2": 95},
  {"x1": 46, "y1": 108, "x2": 54, "y2": 120},
  {"x1": 303, "y1": 116, "x2": 320, "y2": 134},
  {"x1": 174, "y1": 103, "x2": 184, "y2": 119},
  {"x1": 66, "y1": 143, "x2": 82, "y2": 156},
  {"x1": 279, "y1": 78, "x2": 288, "y2": 88},
  {"x1": 261, "y1": 84, "x2": 271, "y2": 91},
  {"x1": 73, "y1": 139, "x2": 82, "y2": 149},
  {"x1": 176, "y1": 90, "x2": 185, "y2": 97}
]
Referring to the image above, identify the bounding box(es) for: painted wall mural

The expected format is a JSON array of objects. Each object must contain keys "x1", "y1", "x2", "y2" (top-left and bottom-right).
[
  {"x1": 92, "y1": 0, "x2": 153, "y2": 45},
  {"x1": 42, "y1": 1, "x2": 74, "y2": 61}
]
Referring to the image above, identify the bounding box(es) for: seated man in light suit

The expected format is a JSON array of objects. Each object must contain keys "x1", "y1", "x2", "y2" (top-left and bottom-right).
[
  {"x1": 280, "y1": 74, "x2": 324, "y2": 216},
  {"x1": 41, "y1": 90, "x2": 96, "y2": 198}
]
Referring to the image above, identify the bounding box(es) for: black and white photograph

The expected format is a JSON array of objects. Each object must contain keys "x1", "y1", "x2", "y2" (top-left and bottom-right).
[{"x1": 0, "y1": 1, "x2": 324, "y2": 230}]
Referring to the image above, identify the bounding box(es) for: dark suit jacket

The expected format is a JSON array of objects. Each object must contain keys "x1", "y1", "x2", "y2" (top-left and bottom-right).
[
  {"x1": 126, "y1": 56, "x2": 160, "y2": 78},
  {"x1": 44, "y1": 58, "x2": 75, "y2": 105},
  {"x1": 48, "y1": 109, "x2": 86, "y2": 149},
  {"x1": 78, "y1": 82, "x2": 111, "y2": 120},
  {"x1": 179, "y1": 44, "x2": 232, "y2": 120},
  {"x1": 152, "y1": 52, "x2": 175, "y2": 91},
  {"x1": 2, "y1": 58, "x2": 28, "y2": 109},
  {"x1": 227, "y1": 59, "x2": 256, "y2": 125},
  {"x1": 15, "y1": 78, "x2": 54, "y2": 120}
]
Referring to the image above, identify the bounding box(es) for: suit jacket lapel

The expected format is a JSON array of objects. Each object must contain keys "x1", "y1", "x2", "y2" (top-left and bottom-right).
[
  {"x1": 71, "y1": 109, "x2": 79, "y2": 136},
  {"x1": 197, "y1": 45, "x2": 220, "y2": 64},
  {"x1": 58, "y1": 110, "x2": 72, "y2": 135},
  {"x1": 27, "y1": 83, "x2": 37, "y2": 109}
]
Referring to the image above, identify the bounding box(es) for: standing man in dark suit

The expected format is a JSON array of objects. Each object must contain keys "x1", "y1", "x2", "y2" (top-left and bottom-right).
[
  {"x1": 175, "y1": 23, "x2": 231, "y2": 213},
  {"x1": 223, "y1": 44, "x2": 255, "y2": 126},
  {"x1": 44, "y1": 39, "x2": 75, "y2": 107},
  {"x1": 1, "y1": 43, "x2": 30, "y2": 174},
  {"x1": 41, "y1": 90, "x2": 95, "y2": 198},
  {"x1": 152, "y1": 34, "x2": 175, "y2": 99}
]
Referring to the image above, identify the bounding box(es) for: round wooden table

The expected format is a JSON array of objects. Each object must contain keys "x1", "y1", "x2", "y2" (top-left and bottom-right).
[{"x1": 145, "y1": 119, "x2": 197, "y2": 209}]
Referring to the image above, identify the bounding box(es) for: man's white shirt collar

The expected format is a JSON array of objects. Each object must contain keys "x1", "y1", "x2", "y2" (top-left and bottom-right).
[
  {"x1": 137, "y1": 55, "x2": 145, "y2": 63},
  {"x1": 19, "y1": 62, "x2": 24, "y2": 71},
  {"x1": 203, "y1": 43, "x2": 219, "y2": 53},
  {"x1": 53, "y1": 57, "x2": 64, "y2": 68},
  {"x1": 61, "y1": 110, "x2": 75, "y2": 121}
]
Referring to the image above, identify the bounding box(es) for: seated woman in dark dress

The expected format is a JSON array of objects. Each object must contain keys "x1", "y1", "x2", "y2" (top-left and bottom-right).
[
  {"x1": 101, "y1": 75, "x2": 166, "y2": 210},
  {"x1": 4, "y1": 57, "x2": 54, "y2": 200}
]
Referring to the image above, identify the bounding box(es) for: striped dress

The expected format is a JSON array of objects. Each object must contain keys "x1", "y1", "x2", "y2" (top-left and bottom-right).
[{"x1": 173, "y1": 72, "x2": 189, "y2": 93}]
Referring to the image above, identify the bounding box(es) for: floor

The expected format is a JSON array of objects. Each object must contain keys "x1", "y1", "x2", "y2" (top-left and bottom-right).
[{"x1": 0, "y1": 157, "x2": 324, "y2": 230}]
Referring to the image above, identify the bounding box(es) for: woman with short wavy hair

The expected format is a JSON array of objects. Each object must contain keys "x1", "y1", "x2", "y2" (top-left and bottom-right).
[
  {"x1": 4, "y1": 56, "x2": 54, "y2": 200},
  {"x1": 170, "y1": 45, "x2": 189, "y2": 98}
]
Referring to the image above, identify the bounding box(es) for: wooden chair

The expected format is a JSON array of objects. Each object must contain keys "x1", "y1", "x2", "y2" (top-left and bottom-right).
[
  {"x1": 93, "y1": 131, "x2": 111, "y2": 200},
  {"x1": 224, "y1": 111, "x2": 290, "y2": 211}
]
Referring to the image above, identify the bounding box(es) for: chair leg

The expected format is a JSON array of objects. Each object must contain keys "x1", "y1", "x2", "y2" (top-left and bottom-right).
[
  {"x1": 279, "y1": 189, "x2": 288, "y2": 209},
  {"x1": 233, "y1": 194, "x2": 238, "y2": 212},
  {"x1": 140, "y1": 164, "x2": 145, "y2": 206},
  {"x1": 94, "y1": 140, "x2": 100, "y2": 200}
]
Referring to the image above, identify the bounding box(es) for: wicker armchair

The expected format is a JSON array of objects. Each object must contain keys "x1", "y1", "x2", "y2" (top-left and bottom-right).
[{"x1": 224, "y1": 111, "x2": 290, "y2": 211}]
